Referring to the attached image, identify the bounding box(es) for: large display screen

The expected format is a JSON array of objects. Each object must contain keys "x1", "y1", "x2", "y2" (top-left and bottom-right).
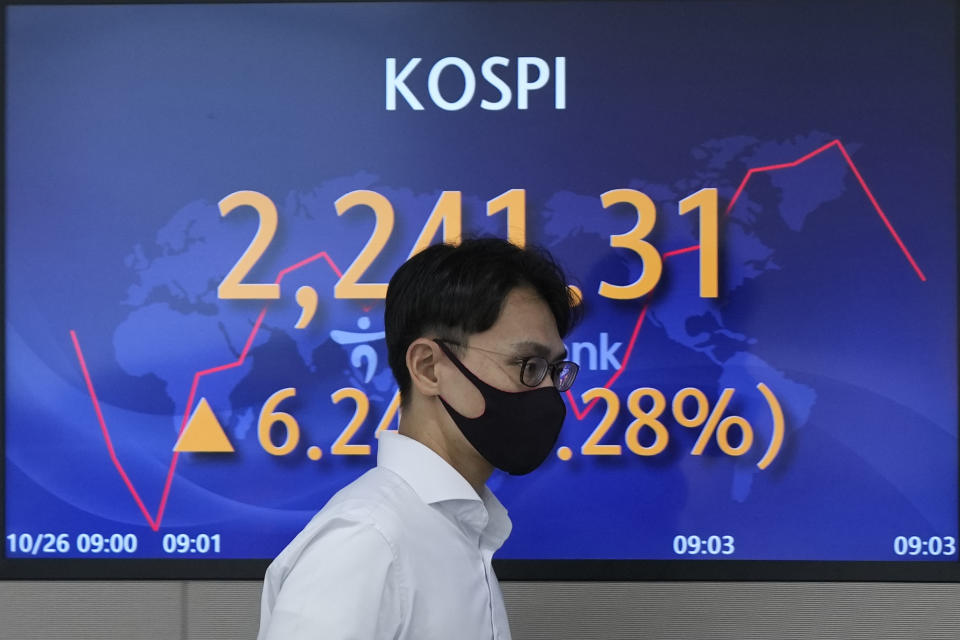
[{"x1": 3, "y1": 0, "x2": 957, "y2": 579}]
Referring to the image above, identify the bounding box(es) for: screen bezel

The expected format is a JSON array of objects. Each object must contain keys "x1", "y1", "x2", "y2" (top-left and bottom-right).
[
  {"x1": 1, "y1": 0, "x2": 958, "y2": 582},
  {"x1": 3, "y1": 558, "x2": 960, "y2": 581}
]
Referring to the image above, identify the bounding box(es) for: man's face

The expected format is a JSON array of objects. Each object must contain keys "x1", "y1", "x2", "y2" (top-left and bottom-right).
[{"x1": 437, "y1": 285, "x2": 567, "y2": 420}]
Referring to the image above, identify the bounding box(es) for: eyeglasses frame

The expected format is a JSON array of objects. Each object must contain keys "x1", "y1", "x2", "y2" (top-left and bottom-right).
[{"x1": 434, "y1": 338, "x2": 579, "y2": 392}]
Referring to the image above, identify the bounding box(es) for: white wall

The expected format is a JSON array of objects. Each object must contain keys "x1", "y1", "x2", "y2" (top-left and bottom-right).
[{"x1": 1, "y1": 581, "x2": 959, "y2": 639}]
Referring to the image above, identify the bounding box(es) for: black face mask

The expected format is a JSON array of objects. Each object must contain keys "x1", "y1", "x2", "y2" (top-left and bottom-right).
[{"x1": 435, "y1": 340, "x2": 566, "y2": 475}]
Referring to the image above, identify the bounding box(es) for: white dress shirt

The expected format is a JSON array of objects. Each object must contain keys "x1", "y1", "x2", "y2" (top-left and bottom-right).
[{"x1": 258, "y1": 431, "x2": 513, "y2": 640}]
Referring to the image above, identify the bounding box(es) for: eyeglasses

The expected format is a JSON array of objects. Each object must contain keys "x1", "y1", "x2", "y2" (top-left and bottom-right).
[{"x1": 436, "y1": 339, "x2": 579, "y2": 392}]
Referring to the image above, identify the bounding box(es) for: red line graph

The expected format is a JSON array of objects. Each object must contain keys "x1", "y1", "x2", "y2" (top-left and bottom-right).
[
  {"x1": 72, "y1": 140, "x2": 925, "y2": 530},
  {"x1": 70, "y1": 331, "x2": 159, "y2": 529},
  {"x1": 725, "y1": 139, "x2": 925, "y2": 281},
  {"x1": 71, "y1": 252, "x2": 342, "y2": 531},
  {"x1": 564, "y1": 138, "x2": 926, "y2": 417}
]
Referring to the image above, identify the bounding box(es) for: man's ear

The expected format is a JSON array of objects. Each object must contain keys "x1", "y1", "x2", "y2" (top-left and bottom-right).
[{"x1": 406, "y1": 338, "x2": 442, "y2": 398}]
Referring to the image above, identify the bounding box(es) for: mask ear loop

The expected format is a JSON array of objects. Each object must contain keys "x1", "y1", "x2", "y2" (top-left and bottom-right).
[
  {"x1": 434, "y1": 339, "x2": 491, "y2": 390},
  {"x1": 433, "y1": 339, "x2": 488, "y2": 419}
]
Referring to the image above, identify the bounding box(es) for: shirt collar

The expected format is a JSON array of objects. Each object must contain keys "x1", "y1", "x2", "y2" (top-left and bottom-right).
[
  {"x1": 377, "y1": 431, "x2": 512, "y2": 546},
  {"x1": 378, "y1": 431, "x2": 479, "y2": 503},
  {"x1": 476, "y1": 484, "x2": 512, "y2": 547}
]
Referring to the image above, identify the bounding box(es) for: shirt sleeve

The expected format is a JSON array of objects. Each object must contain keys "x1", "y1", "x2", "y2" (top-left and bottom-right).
[{"x1": 258, "y1": 516, "x2": 403, "y2": 640}]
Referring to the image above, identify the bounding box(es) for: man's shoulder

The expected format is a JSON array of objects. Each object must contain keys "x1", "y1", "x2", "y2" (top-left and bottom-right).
[
  {"x1": 322, "y1": 465, "x2": 419, "y2": 529},
  {"x1": 273, "y1": 467, "x2": 419, "y2": 564}
]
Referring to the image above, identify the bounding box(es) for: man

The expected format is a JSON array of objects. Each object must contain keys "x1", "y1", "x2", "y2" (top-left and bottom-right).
[{"x1": 258, "y1": 238, "x2": 580, "y2": 639}]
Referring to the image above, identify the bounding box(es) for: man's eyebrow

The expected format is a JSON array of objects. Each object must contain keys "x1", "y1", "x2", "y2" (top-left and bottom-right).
[{"x1": 511, "y1": 341, "x2": 567, "y2": 361}]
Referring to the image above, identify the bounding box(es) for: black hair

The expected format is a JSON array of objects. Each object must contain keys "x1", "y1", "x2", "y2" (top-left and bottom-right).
[{"x1": 384, "y1": 237, "x2": 581, "y2": 402}]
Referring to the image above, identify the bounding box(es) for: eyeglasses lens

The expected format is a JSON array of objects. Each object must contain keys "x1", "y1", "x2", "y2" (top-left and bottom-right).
[
  {"x1": 521, "y1": 358, "x2": 579, "y2": 391},
  {"x1": 521, "y1": 358, "x2": 548, "y2": 387},
  {"x1": 555, "y1": 362, "x2": 577, "y2": 392}
]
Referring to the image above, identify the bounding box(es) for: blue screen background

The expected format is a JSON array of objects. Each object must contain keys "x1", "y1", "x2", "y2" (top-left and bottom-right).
[{"x1": 4, "y1": 1, "x2": 957, "y2": 561}]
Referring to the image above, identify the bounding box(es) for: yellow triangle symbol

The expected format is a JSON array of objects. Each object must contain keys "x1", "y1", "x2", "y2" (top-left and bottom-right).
[{"x1": 173, "y1": 398, "x2": 235, "y2": 453}]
